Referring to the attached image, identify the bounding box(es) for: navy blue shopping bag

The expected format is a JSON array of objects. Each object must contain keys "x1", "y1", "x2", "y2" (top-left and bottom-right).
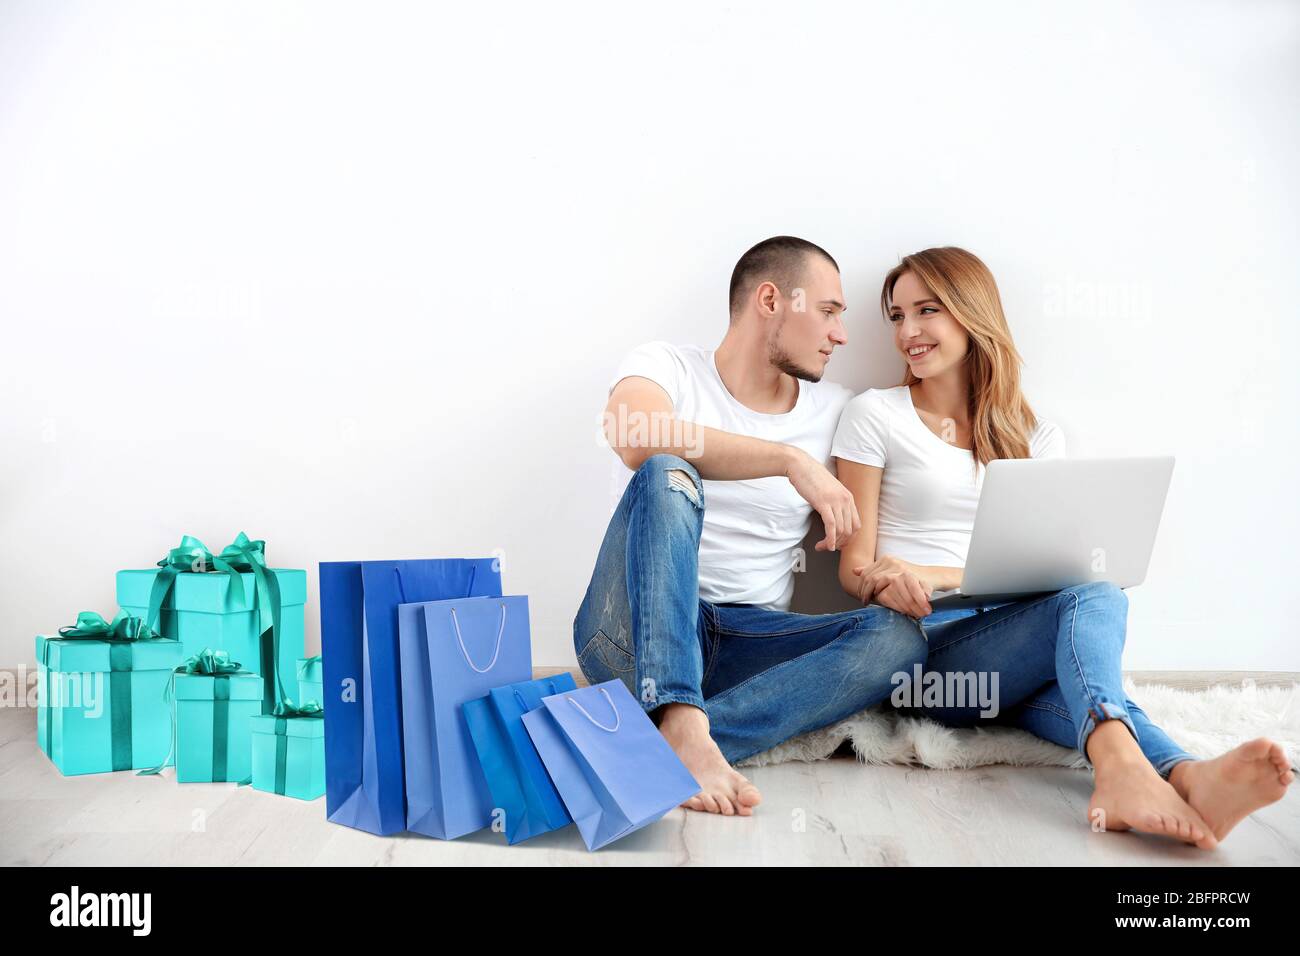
[{"x1": 319, "y1": 558, "x2": 500, "y2": 835}]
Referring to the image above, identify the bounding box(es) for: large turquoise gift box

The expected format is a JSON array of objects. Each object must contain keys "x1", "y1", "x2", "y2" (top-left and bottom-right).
[
  {"x1": 116, "y1": 533, "x2": 306, "y2": 714},
  {"x1": 251, "y1": 706, "x2": 325, "y2": 800},
  {"x1": 36, "y1": 611, "x2": 185, "y2": 776},
  {"x1": 172, "y1": 650, "x2": 264, "y2": 783}
]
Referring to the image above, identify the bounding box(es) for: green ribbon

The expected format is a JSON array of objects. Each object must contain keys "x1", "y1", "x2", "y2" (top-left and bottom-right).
[
  {"x1": 43, "y1": 610, "x2": 163, "y2": 771},
  {"x1": 57, "y1": 610, "x2": 159, "y2": 642},
  {"x1": 146, "y1": 532, "x2": 286, "y2": 716},
  {"x1": 296, "y1": 654, "x2": 322, "y2": 682}
]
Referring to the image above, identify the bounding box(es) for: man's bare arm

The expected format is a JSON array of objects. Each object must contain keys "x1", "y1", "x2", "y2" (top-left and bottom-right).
[{"x1": 603, "y1": 375, "x2": 860, "y2": 551}]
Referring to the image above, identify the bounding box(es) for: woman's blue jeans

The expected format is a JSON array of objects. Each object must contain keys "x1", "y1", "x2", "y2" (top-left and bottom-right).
[
  {"x1": 908, "y1": 588, "x2": 1198, "y2": 778},
  {"x1": 573, "y1": 454, "x2": 929, "y2": 764}
]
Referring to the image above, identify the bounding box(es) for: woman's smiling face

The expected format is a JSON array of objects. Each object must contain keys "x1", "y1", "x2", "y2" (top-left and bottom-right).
[{"x1": 887, "y1": 270, "x2": 969, "y2": 378}]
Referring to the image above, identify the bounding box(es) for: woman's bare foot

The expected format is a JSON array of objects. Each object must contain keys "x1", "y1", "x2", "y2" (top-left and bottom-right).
[
  {"x1": 656, "y1": 703, "x2": 762, "y2": 816},
  {"x1": 1088, "y1": 758, "x2": 1217, "y2": 849},
  {"x1": 1085, "y1": 719, "x2": 1216, "y2": 849},
  {"x1": 1168, "y1": 738, "x2": 1295, "y2": 842}
]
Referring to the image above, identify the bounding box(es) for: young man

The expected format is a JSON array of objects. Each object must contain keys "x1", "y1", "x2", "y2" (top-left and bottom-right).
[{"x1": 574, "y1": 236, "x2": 927, "y2": 816}]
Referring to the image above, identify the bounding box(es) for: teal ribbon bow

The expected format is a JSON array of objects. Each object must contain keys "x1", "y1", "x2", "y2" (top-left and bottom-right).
[
  {"x1": 44, "y1": 610, "x2": 163, "y2": 771},
  {"x1": 57, "y1": 609, "x2": 159, "y2": 642},
  {"x1": 146, "y1": 532, "x2": 287, "y2": 715}
]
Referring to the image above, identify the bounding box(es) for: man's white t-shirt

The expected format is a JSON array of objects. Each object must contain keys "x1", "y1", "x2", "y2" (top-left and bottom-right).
[
  {"x1": 610, "y1": 341, "x2": 854, "y2": 610},
  {"x1": 830, "y1": 385, "x2": 1066, "y2": 568}
]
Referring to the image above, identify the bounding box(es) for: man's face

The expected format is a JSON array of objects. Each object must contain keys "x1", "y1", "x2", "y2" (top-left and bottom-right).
[{"x1": 766, "y1": 254, "x2": 848, "y2": 383}]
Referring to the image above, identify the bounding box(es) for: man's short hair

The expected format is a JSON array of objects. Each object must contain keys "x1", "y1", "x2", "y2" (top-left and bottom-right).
[{"x1": 728, "y1": 236, "x2": 839, "y2": 320}]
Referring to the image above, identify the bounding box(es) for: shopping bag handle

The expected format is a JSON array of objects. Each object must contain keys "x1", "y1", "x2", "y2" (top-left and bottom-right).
[
  {"x1": 567, "y1": 688, "x2": 620, "y2": 733},
  {"x1": 513, "y1": 678, "x2": 560, "y2": 710},
  {"x1": 448, "y1": 602, "x2": 507, "y2": 674}
]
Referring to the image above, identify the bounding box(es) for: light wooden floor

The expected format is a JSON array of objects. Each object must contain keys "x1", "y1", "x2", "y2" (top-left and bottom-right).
[{"x1": 4, "y1": 671, "x2": 1298, "y2": 866}]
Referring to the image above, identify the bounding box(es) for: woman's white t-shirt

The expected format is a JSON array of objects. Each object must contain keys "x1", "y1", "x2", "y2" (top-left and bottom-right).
[
  {"x1": 830, "y1": 385, "x2": 1065, "y2": 568},
  {"x1": 610, "y1": 340, "x2": 854, "y2": 610}
]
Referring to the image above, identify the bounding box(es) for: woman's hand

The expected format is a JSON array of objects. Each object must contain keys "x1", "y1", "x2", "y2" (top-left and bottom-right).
[{"x1": 852, "y1": 556, "x2": 937, "y2": 619}]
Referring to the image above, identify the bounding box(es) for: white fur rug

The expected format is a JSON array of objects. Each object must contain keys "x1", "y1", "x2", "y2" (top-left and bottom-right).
[{"x1": 737, "y1": 678, "x2": 1300, "y2": 771}]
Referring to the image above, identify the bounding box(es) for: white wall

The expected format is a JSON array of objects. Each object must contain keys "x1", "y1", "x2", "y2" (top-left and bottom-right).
[{"x1": 2, "y1": 0, "x2": 1297, "y2": 671}]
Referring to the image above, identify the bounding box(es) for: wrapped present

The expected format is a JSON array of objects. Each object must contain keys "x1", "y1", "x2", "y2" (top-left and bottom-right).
[
  {"x1": 172, "y1": 650, "x2": 264, "y2": 783},
  {"x1": 250, "y1": 704, "x2": 325, "y2": 800},
  {"x1": 116, "y1": 532, "x2": 306, "y2": 715},
  {"x1": 296, "y1": 655, "x2": 323, "y2": 708},
  {"x1": 36, "y1": 611, "x2": 185, "y2": 776}
]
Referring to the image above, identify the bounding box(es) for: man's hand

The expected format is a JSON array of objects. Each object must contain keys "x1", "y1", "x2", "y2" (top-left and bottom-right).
[
  {"x1": 785, "y1": 449, "x2": 861, "y2": 551},
  {"x1": 852, "y1": 555, "x2": 936, "y2": 618}
]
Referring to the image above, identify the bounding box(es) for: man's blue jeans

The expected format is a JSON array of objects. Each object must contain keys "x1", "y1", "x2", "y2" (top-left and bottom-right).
[
  {"x1": 573, "y1": 454, "x2": 928, "y2": 765},
  {"x1": 907, "y1": 588, "x2": 1198, "y2": 778}
]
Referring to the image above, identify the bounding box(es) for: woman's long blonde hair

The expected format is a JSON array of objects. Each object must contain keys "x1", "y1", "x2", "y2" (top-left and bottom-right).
[{"x1": 881, "y1": 247, "x2": 1037, "y2": 467}]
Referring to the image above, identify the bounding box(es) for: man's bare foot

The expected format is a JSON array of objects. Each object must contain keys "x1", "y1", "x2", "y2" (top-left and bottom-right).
[
  {"x1": 1168, "y1": 738, "x2": 1295, "y2": 842},
  {"x1": 656, "y1": 703, "x2": 762, "y2": 816},
  {"x1": 1085, "y1": 719, "x2": 1216, "y2": 849}
]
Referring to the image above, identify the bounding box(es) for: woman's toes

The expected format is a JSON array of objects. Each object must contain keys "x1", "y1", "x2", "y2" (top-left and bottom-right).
[
  {"x1": 716, "y1": 795, "x2": 736, "y2": 816},
  {"x1": 699, "y1": 793, "x2": 722, "y2": 814}
]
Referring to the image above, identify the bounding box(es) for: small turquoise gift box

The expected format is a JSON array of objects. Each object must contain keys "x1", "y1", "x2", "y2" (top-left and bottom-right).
[
  {"x1": 296, "y1": 656, "x2": 323, "y2": 707},
  {"x1": 116, "y1": 532, "x2": 306, "y2": 714},
  {"x1": 36, "y1": 611, "x2": 185, "y2": 776},
  {"x1": 172, "y1": 650, "x2": 264, "y2": 783},
  {"x1": 250, "y1": 706, "x2": 325, "y2": 800}
]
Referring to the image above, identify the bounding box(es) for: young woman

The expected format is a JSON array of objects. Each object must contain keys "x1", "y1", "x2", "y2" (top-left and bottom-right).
[{"x1": 832, "y1": 246, "x2": 1293, "y2": 848}]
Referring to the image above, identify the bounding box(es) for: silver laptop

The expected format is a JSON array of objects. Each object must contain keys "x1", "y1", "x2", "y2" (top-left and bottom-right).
[{"x1": 929, "y1": 456, "x2": 1175, "y2": 609}]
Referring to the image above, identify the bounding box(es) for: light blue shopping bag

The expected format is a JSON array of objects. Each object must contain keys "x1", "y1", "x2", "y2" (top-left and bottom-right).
[
  {"x1": 522, "y1": 679, "x2": 700, "y2": 850},
  {"x1": 398, "y1": 595, "x2": 532, "y2": 840},
  {"x1": 463, "y1": 672, "x2": 577, "y2": 844}
]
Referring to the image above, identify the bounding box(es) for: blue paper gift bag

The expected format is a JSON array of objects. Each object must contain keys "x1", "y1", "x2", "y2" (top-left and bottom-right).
[
  {"x1": 399, "y1": 595, "x2": 532, "y2": 840},
  {"x1": 463, "y1": 672, "x2": 577, "y2": 844},
  {"x1": 319, "y1": 558, "x2": 501, "y2": 836},
  {"x1": 522, "y1": 679, "x2": 701, "y2": 850}
]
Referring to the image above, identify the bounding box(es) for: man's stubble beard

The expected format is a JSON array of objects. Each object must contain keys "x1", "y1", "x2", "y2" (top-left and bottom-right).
[{"x1": 767, "y1": 318, "x2": 823, "y2": 383}]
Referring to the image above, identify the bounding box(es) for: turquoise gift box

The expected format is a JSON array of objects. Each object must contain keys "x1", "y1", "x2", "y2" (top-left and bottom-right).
[
  {"x1": 296, "y1": 657, "x2": 323, "y2": 707},
  {"x1": 36, "y1": 634, "x2": 185, "y2": 775},
  {"x1": 116, "y1": 566, "x2": 307, "y2": 712},
  {"x1": 250, "y1": 713, "x2": 325, "y2": 800},
  {"x1": 174, "y1": 669, "x2": 264, "y2": 783}
]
